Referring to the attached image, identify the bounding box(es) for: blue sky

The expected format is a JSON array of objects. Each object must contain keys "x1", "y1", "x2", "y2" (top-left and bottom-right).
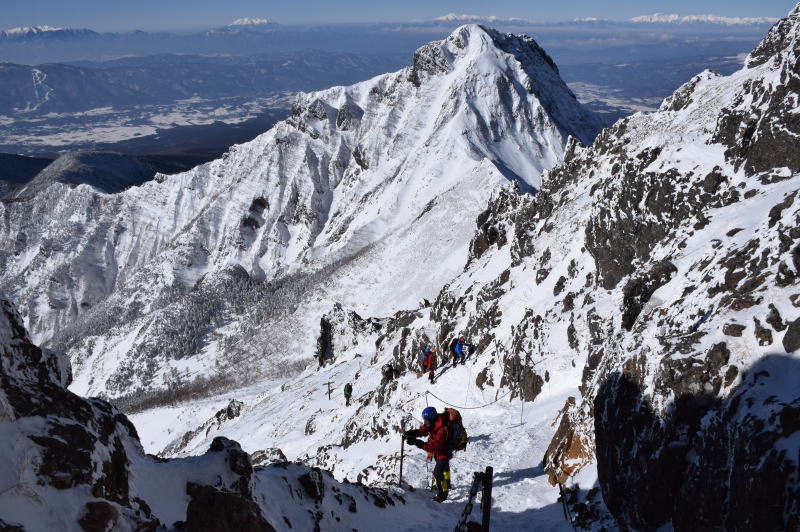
[{"x1": 2, "y1": 0, "x2": 796, "y2": 31}]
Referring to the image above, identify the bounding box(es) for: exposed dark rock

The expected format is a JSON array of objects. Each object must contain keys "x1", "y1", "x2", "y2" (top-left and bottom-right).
[
  {"x1": 250, "y1": 448, "x2": 288, "y2": 466},
  {"x1": 753, "y1": 318, "x2": 774, "y2": 346},
  {"x1": 0, "y1": 518, "x2": 25, "y2": 531},
  {"x1": 553, "y1": 276, "x2": 567, "y2": 296},
  {"x1": 766, "y1": 304, "x2": 786, "y2": 331},
  {"x1": 78, "y1": 501, "x2": 120, "y2": 532},
  {"x1": 713, "y1": 9, "x2": 800, "y2": 176},
  {"x1": 335, "y1": 100, "x2": 364, "y2": 131},
  {"x1": 783, "y1": 318, "x2": 800, "y2": 352},
  {"x1": 722, "y1": 323, "x2": 746, "y2": 337},
  {"x1": 621, "y1": 260, "x2": 677, "y2": 331},
  {"x1": 655, "y1": 342, "x2": 729, "y2": 398},
  {"x1": 185, "y1": 483, "x2": 275, "y2": 532},
  {"x1": 208, "y1": 437, "x2": 254, "y2": 498},
  {"x1": 352, "y1": 146, "x2": 369, "y2": 170},
  {"x1": 316, "y1": 316, "x2": 334, "y2": 366},
  {"x1": 543, "y1": 397, "x2": 594, "y2": 485},
  {"x1": 595, "y1": 355, "x2": 800, "y2": 531},
  {"x1": 298, "y1": 469, "x2": 326, "y2": 503},
  {"x1": 535, "y1": 268, "x2": 550, "y2": 284},
  {"x1": 661, "y1": 71, "x2": 720, "y2": 112},
  {"x1": 407, "y1": 42, "x2": 452, "y2": 87},
  {"x1": 475, "y1": 367, "x2": 493, "y2": 390}
]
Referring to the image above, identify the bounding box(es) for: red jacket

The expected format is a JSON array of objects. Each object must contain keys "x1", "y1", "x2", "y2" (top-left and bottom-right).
[
  {"x1": 422, "y1": 352, "x2": 436, "y2": 370},
  {"x1": 418, "y1": 414, "x2": 452, "y2": 460}
]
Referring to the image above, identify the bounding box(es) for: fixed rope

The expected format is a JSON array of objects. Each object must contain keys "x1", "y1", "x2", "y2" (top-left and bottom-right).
[{"x1": 425, "y1": 389, "x2": 514, "y2": 410}]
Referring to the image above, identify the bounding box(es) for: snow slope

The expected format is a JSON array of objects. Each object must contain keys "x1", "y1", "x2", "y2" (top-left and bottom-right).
[{"x1": 0, "y1": 24, "x2": 599, "y2": 401}]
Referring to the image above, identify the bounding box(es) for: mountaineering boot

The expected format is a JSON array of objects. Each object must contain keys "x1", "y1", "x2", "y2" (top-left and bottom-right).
[{"x1": 433, "y1": 494, "x2": 447, "y2": 503}]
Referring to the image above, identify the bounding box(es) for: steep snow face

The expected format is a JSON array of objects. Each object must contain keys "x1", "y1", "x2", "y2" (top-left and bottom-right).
[
  {"x1": 0, "y1": 24, "x2": 599, "y2": 398},
  {"x1": 129, "y1": 8, "x2": 800, "y2": 530}
]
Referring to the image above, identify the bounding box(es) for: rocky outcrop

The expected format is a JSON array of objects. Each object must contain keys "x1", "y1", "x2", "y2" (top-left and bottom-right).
[
  {"x1": 595, "y1": 356, "x2": 799, "y2": 531},
  {"x1": 186, "y1": 483, "x2": 276, "y2": 532},
  {"x1": 537, "y1": 8, "x2": 800, "y2": 530},
  {"x1": 715, "y1": 5, "x2": 800, "y2": 176},
  {"x1": 0, "y1": 295, "x2": 271, "y2": 530},
  {"x1": 316, "y1": 305, "x2": 384, "y2": 366}
]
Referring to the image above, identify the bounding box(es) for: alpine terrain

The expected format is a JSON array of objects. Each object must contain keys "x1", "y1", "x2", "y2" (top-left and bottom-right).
[{"x1": 1, "y1": 5, "x2": 799, "y2": 531}]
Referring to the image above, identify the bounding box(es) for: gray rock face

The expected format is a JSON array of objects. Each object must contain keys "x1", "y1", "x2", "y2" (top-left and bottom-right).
[
  {"x1": 783, "y1": 318, "x2": 800, "y2": 352},
  {"x1": 594, "y1": 356, "x2": 800, "y2": 531}
]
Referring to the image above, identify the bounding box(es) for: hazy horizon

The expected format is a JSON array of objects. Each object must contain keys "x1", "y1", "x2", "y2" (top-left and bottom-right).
[{"x1": 2, "y1": 0, "x2": 795, "y2": 33}]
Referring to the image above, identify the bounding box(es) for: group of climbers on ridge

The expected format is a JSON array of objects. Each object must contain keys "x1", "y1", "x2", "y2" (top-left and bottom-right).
[
  {"x1": 337, "y1": 334, "x2": 474, "y2": 502},
  {"x1": 420, "y1": 336, "x2": 475, "y2": 383},
  {"x1": 342, "y1": 333, "x2": 474, "y2": 403}
]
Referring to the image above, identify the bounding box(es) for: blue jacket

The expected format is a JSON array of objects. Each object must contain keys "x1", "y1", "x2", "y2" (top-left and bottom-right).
[{"x1": 454, "y1": 341, "x2": 464, "y2": 357}]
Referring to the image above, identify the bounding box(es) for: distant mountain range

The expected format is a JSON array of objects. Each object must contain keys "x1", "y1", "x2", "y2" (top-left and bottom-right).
[
  {"x1": 630, "y1": 13, "x2": 778, "y2": 24},
  {"x1": 0, "y1": 15, "x2": 777, "y2": 65}
]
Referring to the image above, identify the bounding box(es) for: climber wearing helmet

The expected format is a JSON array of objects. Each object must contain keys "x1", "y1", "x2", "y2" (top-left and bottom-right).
[
  {"x1": 404, "y1": 406, "x2": 452, "y2": 502},
  {"x1": 422, "y1": 347, "x2": 437, "y2": 383},
  {"x1": 452, "y1": 336, "x2": 470, "y2": 366}
]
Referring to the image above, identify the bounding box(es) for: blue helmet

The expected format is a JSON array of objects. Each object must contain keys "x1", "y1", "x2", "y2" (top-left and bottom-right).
[{"x1": 422, "y1": 406, "x2": 437, "y2": 420}]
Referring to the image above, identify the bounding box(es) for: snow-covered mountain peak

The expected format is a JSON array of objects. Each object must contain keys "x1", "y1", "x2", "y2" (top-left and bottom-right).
[
  {"x1": 432, "y1": 14, "x2": 534, "y2": 24},
  {"x1": 8, "y1": 151, "x2": 158, "y2": 199},
  {"x1": 3, "y1": 25, "x2": 63, "y2": 35},
  {"x1": 0, "y1": 24, "x2": 599, "y2": 399},
  {"x1": 229, "y1": 17, "x2": 275, "y2": 26},
  {"x1": 630, "y1": 13, "x2": 778, "y2": 25},
  {"x1": 405, "y1": 24, "x2": 598, "y2": 146}
]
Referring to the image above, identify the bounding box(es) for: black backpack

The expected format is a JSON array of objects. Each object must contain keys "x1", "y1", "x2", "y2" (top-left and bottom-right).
[{"x1": 449, "y1": 338, "x2": 458, "y2": 353}]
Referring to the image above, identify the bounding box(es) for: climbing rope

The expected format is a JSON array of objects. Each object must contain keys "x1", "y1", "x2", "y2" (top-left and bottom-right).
[
  {"x1": 453, "y1": 471, "x2": 483, "y2": 532},
  {"x1": 425, "y1": 389, "x2": 514, "y2": 410}
]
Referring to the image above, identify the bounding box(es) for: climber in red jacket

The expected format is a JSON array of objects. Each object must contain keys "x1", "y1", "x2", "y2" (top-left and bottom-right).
[{"x1": 404, "y1": 406, "x2": 452, "y2": 502}]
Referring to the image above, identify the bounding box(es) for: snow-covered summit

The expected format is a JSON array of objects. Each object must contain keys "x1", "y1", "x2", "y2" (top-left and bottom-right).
[
  {"x1": 228, "y1": 17, "x2": 276, "y2": 26},
  {"x1": 2, "y1": 25, "x2": 63, "y2": 35},
  {"x1": 0, "y1": 25, "x2": 96, "y2": 40},
  {"x1": 432, "y1": 14, "x2": 534, "y2": 24},
  {"x1": 630, "y1": 12, "x2": 778, "y2": 25}
]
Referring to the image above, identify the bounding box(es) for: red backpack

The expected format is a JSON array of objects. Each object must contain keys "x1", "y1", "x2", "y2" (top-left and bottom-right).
[{"x1": 444, "y1": 408, "x2": 468, "y2": 452}]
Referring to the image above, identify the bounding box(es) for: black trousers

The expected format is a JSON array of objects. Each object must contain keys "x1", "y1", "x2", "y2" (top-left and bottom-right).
[{"x1": 432, "y1": 458, "x2": 451, "y2": 498}]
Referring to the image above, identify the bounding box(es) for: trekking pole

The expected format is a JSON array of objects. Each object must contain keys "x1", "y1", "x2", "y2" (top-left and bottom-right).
[{"x1": 398, "y1": 421, "x2": 405, "y2": 488}]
